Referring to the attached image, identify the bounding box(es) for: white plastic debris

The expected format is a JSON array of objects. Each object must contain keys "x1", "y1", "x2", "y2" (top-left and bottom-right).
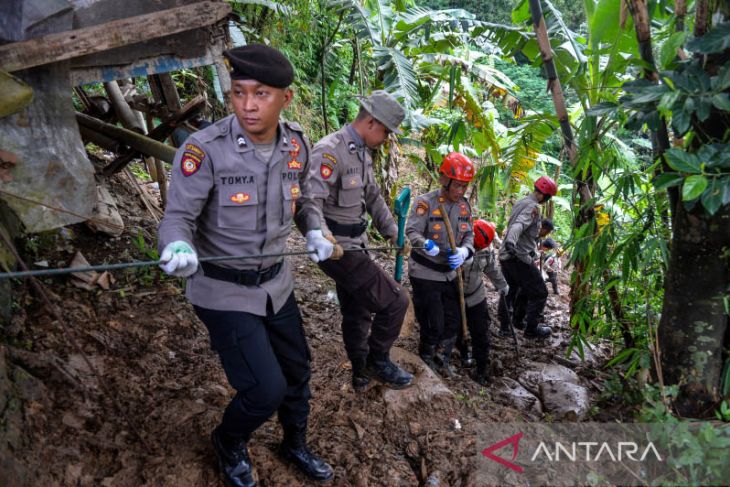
[{"x1": 452, "y1": 418, "x2": 462, "y2": 431}]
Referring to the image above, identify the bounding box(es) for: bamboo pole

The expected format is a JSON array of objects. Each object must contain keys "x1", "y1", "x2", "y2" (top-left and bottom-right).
[{"x1": 438, "y1": 203, "x2": 469, "y2": 343}]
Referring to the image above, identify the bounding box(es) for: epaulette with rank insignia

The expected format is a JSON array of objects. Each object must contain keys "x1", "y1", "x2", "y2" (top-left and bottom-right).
[{"x1": 196, "y1": 115, "x2": 233, "y2": 143}]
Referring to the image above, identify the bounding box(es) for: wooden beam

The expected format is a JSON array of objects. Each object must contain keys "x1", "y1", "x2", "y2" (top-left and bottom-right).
[
  {"x1": 0, "y1": 1, "x2": 231, "y2": 73},
  {"x1": 76, "y1": 113, "x2": 176, "y2": 163}
]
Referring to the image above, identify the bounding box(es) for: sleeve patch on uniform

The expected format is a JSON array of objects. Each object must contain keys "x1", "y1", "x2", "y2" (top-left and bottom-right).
[
  {"x1": 531, "y1": 207, "x2": 539, "y2": 220},
  {"x1": 320, "y1": 162, "x2": 334, "y2": 179},
  {"x1": 181, "y1": 152, "x2": 203, "y2": 177},
  {"x1": 416, "y1": 201, "x2": 429, "y2": 216},
  {"x1": 460, "y1": 223, "x2": 468, "y2": 231},
  {"x1": 322, "y1": 153, "x2": 337, "y2": 165}
]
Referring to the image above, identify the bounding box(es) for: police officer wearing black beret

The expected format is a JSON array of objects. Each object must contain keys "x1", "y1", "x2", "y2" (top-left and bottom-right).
[{"x1": 159, "y1": 44, "x2": 333, "y2": 486}]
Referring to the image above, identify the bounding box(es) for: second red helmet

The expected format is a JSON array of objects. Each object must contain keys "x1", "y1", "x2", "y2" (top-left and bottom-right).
[
  {"x1": 439, "y1": 152, "x2": 475, "y2": 182},
  {"x1": 473, "y1": 219, "x2": 496, "y2": 250},
  {"x1": 534, "y1": 175, "x2": 558, "y2": 196}
]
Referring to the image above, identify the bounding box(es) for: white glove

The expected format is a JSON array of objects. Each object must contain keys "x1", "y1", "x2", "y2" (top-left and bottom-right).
[
  {"x1": 498, "y1": 284, "x2": 510, "y2": 296},
  {"x1": 448, "y1": 247, "x2": 469, "y2": 270},
  {"x1": 306, "y1": 229, "x2": 334, "y2": 263},
  {"x1": 159, "y1": 240, "x2": 199, "y2": 277},
  {"x1": 423, "y1": 239, "x2": 440, "y2": 257}
]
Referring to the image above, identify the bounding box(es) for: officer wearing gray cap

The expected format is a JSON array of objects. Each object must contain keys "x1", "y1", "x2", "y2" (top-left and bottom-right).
[
  {"x1": 158, "y1": 44, "x2": 333, "y2": 486},
  {"x1": 296, "y1": 90, "x2": 414, "y2": 392}
]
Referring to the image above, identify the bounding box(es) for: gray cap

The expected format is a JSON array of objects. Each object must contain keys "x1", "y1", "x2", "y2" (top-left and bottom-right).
[{"x1": 358, "y1": 90, "x2": 405, "y2": 135}]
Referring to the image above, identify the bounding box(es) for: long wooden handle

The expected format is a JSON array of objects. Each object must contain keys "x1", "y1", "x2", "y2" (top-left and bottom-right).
[{"x1": 439, "y1": 203, "x2": 469, "y2": 341}]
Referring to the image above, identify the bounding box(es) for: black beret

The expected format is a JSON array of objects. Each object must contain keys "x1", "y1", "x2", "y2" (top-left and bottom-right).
[{"x1": 223, "y1": 44, "x2": 294, "y2": 88}]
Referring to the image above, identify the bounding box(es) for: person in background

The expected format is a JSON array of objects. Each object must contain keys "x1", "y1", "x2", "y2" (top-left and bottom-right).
[
  {"x1": 499, "y1": 177, "x2": 557, "y2": 339},
  {"x1": 541, "y1": 237, "x2": 561, "y2": 295},
  {"x1": 456, "y1": 219, "x2": 509, "y2": 384}
]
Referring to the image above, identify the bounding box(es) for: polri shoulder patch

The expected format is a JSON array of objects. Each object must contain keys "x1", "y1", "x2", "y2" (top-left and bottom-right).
[
  {"x1": 416, "y1": 200, "x2": 429, "y2": 216},
  {"x1": 181, "y1": 144, "x2": 205, "y2": 177},
  {"x1": 320, "y1": 162, "x2": 334, "y2": 180}
]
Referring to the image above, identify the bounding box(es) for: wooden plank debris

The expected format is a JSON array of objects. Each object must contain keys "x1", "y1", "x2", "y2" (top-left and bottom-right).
[{"x1": 0, "y1": 1, "x2": 231, "y2": 73}]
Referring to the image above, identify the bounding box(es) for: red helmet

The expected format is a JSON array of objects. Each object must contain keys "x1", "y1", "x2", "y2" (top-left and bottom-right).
[
  {"x1": 534, "y1": 175, "x2": 557, "y2": 196},
  {"x1": 473, "y1": 219, "x2": 496, "y2": 250},
  {"x1": 439, "y1": 152, "x2": 475, "y2": 182}
]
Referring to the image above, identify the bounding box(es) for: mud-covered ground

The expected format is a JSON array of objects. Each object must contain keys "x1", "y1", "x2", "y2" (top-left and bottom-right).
[{"x1": 0, "y1": 173, "x2": 610, "y2": 486}]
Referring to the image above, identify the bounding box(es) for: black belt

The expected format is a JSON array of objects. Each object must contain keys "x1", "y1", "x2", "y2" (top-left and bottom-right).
[
  {"x1": 411, "y1": 251, "x2": 452, "y2": 273},
  {"x1": 325, "y1": 217, "x2": 368, "y2": 238},
  {"x1": 201, "y1": 261, "x2": 282, "y2": 286}
]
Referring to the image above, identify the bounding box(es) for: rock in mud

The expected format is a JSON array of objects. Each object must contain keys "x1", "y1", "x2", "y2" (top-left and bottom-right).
[
  {"x1": 382, "y1": 347, "x2": 454, "y2": 415},
  {"x1": 494, "y1": 377, "x2": 543, "y2": 415}
]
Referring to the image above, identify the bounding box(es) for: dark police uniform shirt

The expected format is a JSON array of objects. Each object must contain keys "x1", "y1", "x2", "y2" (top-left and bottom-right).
[
  {"x1": 158, "y1": 114, "x2": 313, "y2": 316},
  {"x1": 406, "y1": 189, "x2": 474, "y2": 282},
  {"x1": 304, "y1": 124, "x2": 398, "y2": 249}
]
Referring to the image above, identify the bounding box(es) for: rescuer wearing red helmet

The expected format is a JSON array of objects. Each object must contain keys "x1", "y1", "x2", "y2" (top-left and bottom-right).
[
  {"x1": 451, "y1": 219, "x2": 510, "y2": 383},
  {"x1": 405, "y1": 152, "x2": 476, "y2": 376},
  {"x1": 498, "y1": 175, "x2": 558, "y2": 339}
]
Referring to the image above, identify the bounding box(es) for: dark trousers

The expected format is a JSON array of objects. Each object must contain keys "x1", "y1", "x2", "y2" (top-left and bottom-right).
[
  {"x1": 500, "y1": 258, "x2": 548, "y2": 332},
  {"x1": 455, "y1": 298, "x2": 491, "y2": 368},
  {"x1": 194, "y1": 293, "x2": 311, "y2": 441},
  {"x1": 546, "y1": 271, "x2": 559, "y2": 294},
  {"x1": 410, "y1": 276, "x2": 460, "y2": 347},
  {"x1": 318, "y1": 250, "x2": 408, "y2": 366}
]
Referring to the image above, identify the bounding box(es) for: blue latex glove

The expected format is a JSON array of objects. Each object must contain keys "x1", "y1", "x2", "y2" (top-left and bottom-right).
[
  {"x1": 448, "y1": 247, "x2": 469, "y2": 270},
  {"x1": 423, "y1": 239, "x2": 440, "y2": 257}
]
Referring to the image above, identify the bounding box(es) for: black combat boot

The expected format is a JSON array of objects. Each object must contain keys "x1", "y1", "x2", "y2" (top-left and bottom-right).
[
  {"x1": 419, "y1": 343, "x2": 439, "y2": 370},
  {"x1": 458, "y1": 343, "x2": 475, "y2": 368},
  {"x1": 279, "y1": 424, "x2": 334, "y2": 482},
  {"x1": 364, "y1": 351, "x2": 414, "y2": 389},
  {"x1": 524, "y1": 324, "x2": 551, "y2": 339},
  {"x1": 471, "y1": 362, "x2": 491, "y2": 386},
  {"x1": 211, "y1": 428, "x2": 257, "y2": 487},
  {"x1": 351, "y1": 357, "x2": 371, "y2": 392},
  {"x1": 438, "y1": 338, "x2": 456, "y2": 378}
]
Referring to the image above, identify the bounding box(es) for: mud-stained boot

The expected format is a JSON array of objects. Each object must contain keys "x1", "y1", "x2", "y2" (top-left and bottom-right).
[
  {"x1": 364, "y1": 351, "x2": 414, "y2": 389},
  {"x1": 350, "y1": 357, "x2": 371, "y2": 392},
  {"x1": 438, "y1": 338, "x2": 457, "y2": 378},
  {"x1": 524, "y1": 324, "x2": 551, "y2": 339},
  {"x1": 211, "y1": 428, "x2": 257, "y2": 487},
  {"x1": 419, "y1": 343, "x2": 439, "y2": 370},
  {"x1": 498, "y1": 323, "x2": 513, "y2": 338},
  {"x1": 458, "y1": 343, "x2": 475, "y2": 368},
  {"x1": 279, "y1": 424, "x2": 334, "y2": 482},
  {"x1": 471, "y1": 362, "x2": 491, "y2": 386}
]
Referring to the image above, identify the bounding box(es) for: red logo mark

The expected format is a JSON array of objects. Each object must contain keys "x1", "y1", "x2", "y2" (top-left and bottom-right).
[{"x1": 481, "y1": 432, "x2": 524, "y2": 473}]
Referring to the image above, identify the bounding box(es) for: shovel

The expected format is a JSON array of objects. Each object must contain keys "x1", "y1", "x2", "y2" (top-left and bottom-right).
[{"x1": 394, "y1": 187, "x2": 416, "y2": 338}]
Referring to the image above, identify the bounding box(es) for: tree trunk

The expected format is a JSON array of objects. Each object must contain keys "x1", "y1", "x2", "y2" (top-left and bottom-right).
[
  {"x1": 657, "y1": 2, "x2": 730, "y2": 416},
  {"x1": 658, "y1": 205, "x2": 730, "y2": 416}
]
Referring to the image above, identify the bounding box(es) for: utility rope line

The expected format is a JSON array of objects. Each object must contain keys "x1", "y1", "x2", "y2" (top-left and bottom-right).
[{"x1": 0, "y1": 246, "x2": 419, "y2": 280}]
